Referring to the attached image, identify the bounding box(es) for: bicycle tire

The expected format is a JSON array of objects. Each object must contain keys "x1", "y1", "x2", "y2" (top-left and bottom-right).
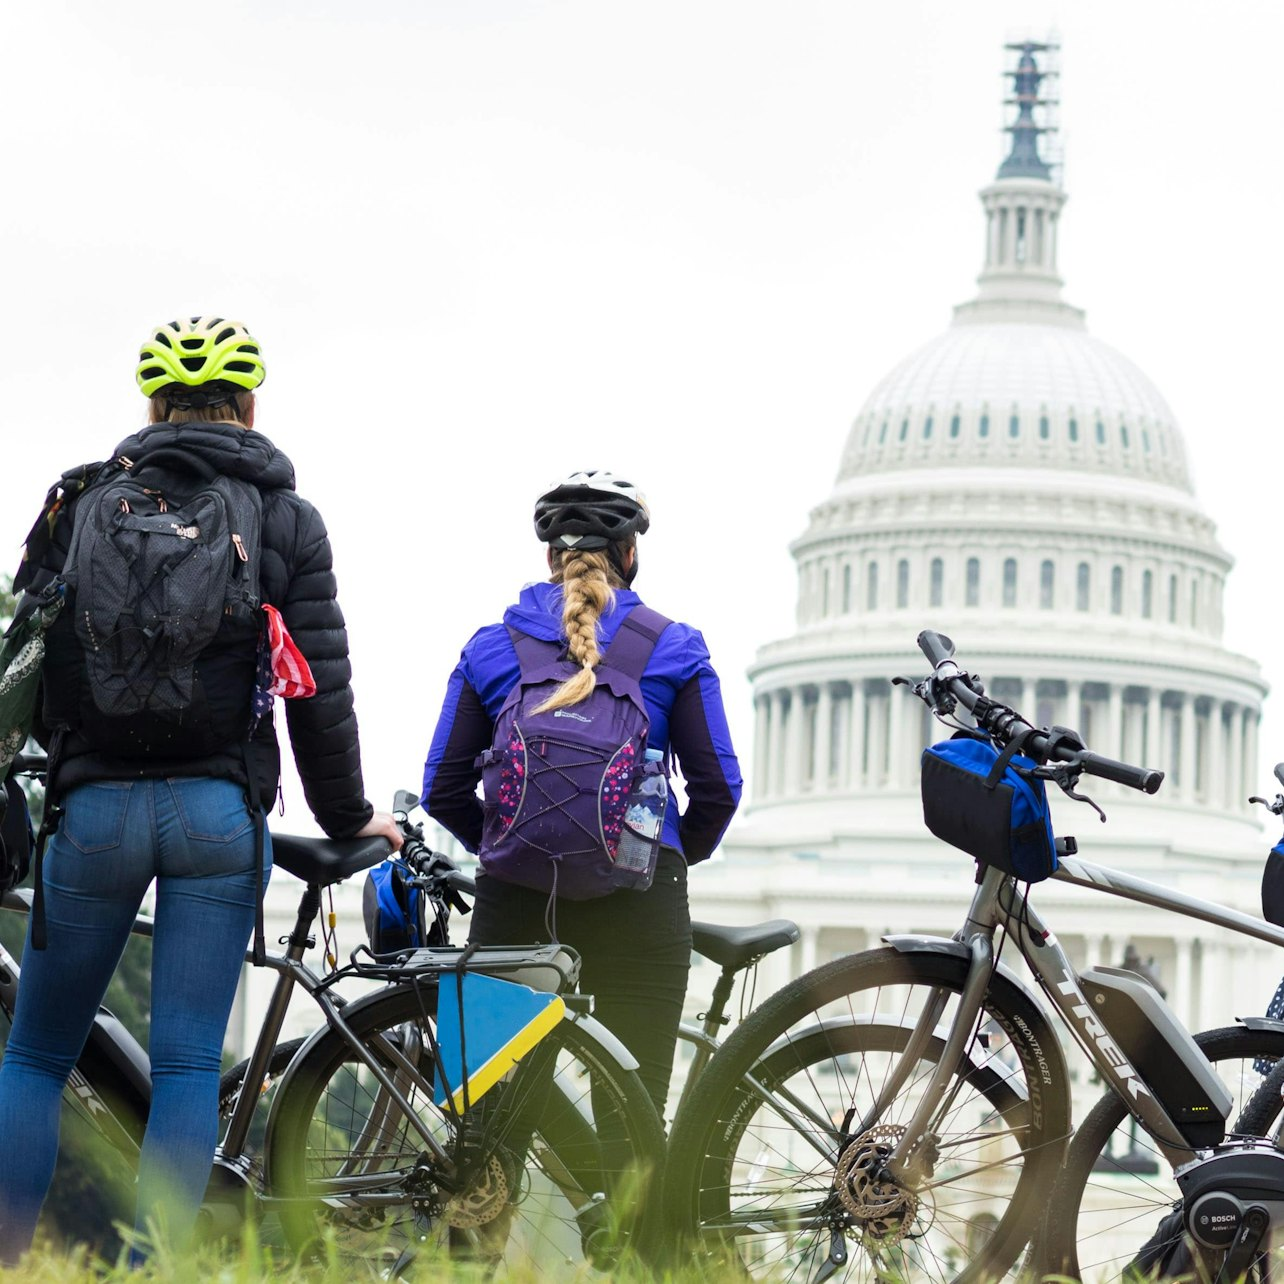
[
  {"x1": 219, "y1": 1037, "x2": 308, "y2": 1119},
  {"x1": 1040, "y1": 1023, "x2": 1284, "y2": 1283},
  {"x1": 264, "y1": 984, "x2": 665, "y2": 1275},
  {"x1": 663, "y1": 946, "x2": 1071, "y2": 1283}
]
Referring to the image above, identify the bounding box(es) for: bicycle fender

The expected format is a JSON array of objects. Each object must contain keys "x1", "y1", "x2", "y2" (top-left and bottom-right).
[
  {"x1": 1236, "y1": 1016, "x2": 1284, "y2": 1035},
  {"x1": 565, "y1": 1008, "x2": 640, "y2": 1072},
  {"x1": 883, "y1": 934, "x2": 1047, "y2": 1012}
]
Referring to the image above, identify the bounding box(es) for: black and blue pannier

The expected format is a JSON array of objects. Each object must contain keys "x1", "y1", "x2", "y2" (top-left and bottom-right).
[
  {"x1": 363, "y1": 859, "x2": 430, "y2": 956},
  {"x1": 921, "y1": 730, "x2": 1057, "y2": 882}
]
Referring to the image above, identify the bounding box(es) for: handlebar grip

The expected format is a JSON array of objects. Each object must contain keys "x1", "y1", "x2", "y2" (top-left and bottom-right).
[
  {"x1": 1078, "y1": 751, "x2": 1164, "y2": 795},
  {"x1": 917, "y1": 630, "x2": 956, "y2": 668}
]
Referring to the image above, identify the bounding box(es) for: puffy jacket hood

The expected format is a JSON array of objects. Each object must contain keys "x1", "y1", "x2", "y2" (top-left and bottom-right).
[
  {"x1": 112, "y1": 420, "x2": 297, "y2": 492},
  {"x1": 502, "y1": 580, "x2": 643, "y2": 645}
]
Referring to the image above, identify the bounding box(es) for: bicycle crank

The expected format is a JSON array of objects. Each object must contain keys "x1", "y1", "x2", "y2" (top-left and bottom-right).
[{"x1": 833, "y1": 1124, "x2": 921, "y2": 1245}]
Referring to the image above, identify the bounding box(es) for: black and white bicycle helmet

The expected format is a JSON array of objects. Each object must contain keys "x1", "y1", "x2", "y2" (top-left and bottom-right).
[{"x1": 534, "y1": 471, "x2": 650, "y2": 550}]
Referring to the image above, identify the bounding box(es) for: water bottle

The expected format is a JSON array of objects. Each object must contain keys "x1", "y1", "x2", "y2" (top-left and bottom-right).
[{"x1": 615, "y1": 749, "x2": 667, "y2": 887}]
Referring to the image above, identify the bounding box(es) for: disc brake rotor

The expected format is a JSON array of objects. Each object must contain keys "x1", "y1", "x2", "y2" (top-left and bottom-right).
[
  {"x1": 444, "y1": 1154, "x2": 510, "y2": 1229},
  {"x1": 833, "y1": 1123, "x2": 920, "y2": 1246}
]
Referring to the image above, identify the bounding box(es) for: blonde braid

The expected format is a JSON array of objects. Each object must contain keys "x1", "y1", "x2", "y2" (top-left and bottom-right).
[{"x1": 533, "y1": 549, "x2": 617, "y2": 712}]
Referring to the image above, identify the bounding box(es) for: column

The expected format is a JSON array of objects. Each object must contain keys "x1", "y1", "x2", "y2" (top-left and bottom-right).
[
  {"x1": 1107, "y1": 684, "x2": 1124, "y2": 795},
  {"x1": 887, "y1": 683, "x2": 907, "y2": 789},
  {"x1": 1227, "y1": 703, "x2": 1245, "y2": 809},
  {"x1": 1083, "y1": 934, "x2": 1103, "y2": 971},
  {"x1": 1065, "y1": 679, "x2": 1084, "y2": 737},
  {"x1": 812, "y1": 683, "x2": 834, "y2": 793},
  {"x1": 1180, "y1": 693, "x2": 1197, "y2": 802},
  {"x1": 868, "y1": 690, "x2": 888, "y2": 787},
  {"x1": 1174, "y1": 937, "x2": 1194, "y2": 1030},
  {"x1": 798, "y1": 925, "x2": 819, "y2": 977},
  {"x1": 1145, "y1": 687, "x2": 1163, "y2": 767},
  {"x1": 1247, "y1": 708, "x2": 1262, "y2": 797},
  {"x1": 833, "y1": 687, "x2": 851, "y2": 791},
  {"x1": 753, "y1": 694, "x2": 770, "y2": 803},
  {"x1": 782, "y1": 688, "x2": 805, "y2": 798},
  {"x1": 767, "y1": 690, "x2": 786, "y2": 799},
  {"x1": 848, "y1": 680, "x2": 867, "y2": 791}
]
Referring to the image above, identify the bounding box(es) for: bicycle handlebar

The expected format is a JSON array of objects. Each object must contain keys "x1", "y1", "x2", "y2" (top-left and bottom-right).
[{"x1": 915, "y1": 629, "x2": 1164, "y2": 795}]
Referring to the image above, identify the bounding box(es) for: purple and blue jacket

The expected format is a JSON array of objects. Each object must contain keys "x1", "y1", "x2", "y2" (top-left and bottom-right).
[{"x1": 421, "y1": 581, "x2": 742, "y2": 863}]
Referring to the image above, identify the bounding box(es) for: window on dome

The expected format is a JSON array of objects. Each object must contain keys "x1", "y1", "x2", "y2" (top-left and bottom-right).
[
  {"x1": 896, "y1": 559, "x2": 910, "y2": 609},
  {"x1": 1015, "y1": 208, "x2": 1027, "y2": 263},
  {"x1": 1002, "y1": 558, "x2": 1017, "y2": 608},
  {"x1": 1076, "y1": 563, "x2": 1090, "y2": 611},
  {"x1": 923, "y1": 415, "x2": 933, "y2": 440},
  {"x1": 1142, "y1": 569, "x2": 1153, "y2": 619},
  {"x1": 1142, "y1": 428, "x2": 1151, "y2": 453},
  {"x1": 1069, "y1": 416, "x2": 1079, "y2": 442},
  {"x1": 1039, "y1": 414, "x2": 1050, "y2": 440},
  {"x1": 1039, "y1": 560, "x2": 1054, "y2": 609},
  {"x1": 1190, "y1": 579, "x2": 1198, "y2": 628},
  {"x1": 950, "y1": 413, "x2": 961, "y2": 438},
  {"x1": 979, "y1": 413, "x2": 990, "y2": 438},
  {"x1": 1120, "y1": 423, "x2": 1130, "y2": 449},
  {"x1": 1110, "y1": 566, "x2": 1123, "y2": 615},
  {"x1": 879, "y1": 421, "x2": 889, "y2": 444},
  {"x1": 1009, "y1": 412, "x2": 1020, "y2": 438},
  {"x1": 867, "y1": 562, "x2": 880, "y2": 611},
  {"x1": 842, "y1": 564, "x2": 852, "y2": 613},
  {"x1": 821, "y1": 567, "x2": 830, "y2": 617},
  {"x1": 1095, "y1": 419, "x2": 1106, "y2": 445},
  {"x1": 899, "y1": 418, "x2": 909, "y2": 442},
  {"x1": 966, "y1": 557, "x2": 980, "y2": 606},
  {"x1": 930, "y1": 558, "x2": 944, "y2": 608},
  {"x1": 1168, "y1": 573, "x2": 1178, "y2": 623}
]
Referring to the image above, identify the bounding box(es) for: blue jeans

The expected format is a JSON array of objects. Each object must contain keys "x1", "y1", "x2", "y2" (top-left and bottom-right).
[{"x1": 0, "y1": 777, "x2": 271, "y2": 1263}]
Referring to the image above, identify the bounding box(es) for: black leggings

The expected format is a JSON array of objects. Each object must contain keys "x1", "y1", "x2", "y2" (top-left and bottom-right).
[{"x1": 466, "y1": 848, "x2": 692, "y2": 1124}]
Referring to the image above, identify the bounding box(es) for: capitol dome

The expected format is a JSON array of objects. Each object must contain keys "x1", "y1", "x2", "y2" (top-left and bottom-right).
[
  {"x1": 691, "y1": 42, "x2": 1272, "y2": 1101},
  {"x1": 838, "y1": 322, "x2": 1192, "y2": 492}
]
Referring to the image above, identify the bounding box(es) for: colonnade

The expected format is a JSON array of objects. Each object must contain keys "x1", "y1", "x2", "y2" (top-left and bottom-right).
[{"x1": 752, "y1": 675, "x2": 1260, "y2": 811}]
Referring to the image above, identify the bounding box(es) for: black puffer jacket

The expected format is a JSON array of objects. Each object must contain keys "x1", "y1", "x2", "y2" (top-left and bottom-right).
[{"x1": 29, "y1": 421, "x2": 373, "y2": 839}]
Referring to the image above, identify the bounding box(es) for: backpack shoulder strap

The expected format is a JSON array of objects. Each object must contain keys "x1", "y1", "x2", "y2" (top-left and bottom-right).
[
  {"x1": 505, "y1": 625, "x2": 562, "y2": 678},
  {"x1": 600, "y1": 605, "x2": 672, "y2": 681}
]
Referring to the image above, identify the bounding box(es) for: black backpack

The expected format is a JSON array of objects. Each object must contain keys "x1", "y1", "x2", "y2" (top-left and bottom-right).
[{"x1": 61, "y1": 449, "x2": 263, "y2": 757}]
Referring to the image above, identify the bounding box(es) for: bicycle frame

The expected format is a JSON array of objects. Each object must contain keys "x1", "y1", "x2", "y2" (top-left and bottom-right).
[{"x1": 881, "y1": 857, "x2": 1284, "y2": 1182}]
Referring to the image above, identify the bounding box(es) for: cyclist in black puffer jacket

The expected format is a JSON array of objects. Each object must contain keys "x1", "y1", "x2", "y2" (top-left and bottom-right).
[{"x1": 0, "y1": 316, "x2": 400, "y2": 1266}]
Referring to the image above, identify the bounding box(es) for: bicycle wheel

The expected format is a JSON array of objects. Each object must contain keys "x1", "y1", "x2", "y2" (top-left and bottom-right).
[
  {"x1": 1040, "y1": 1023, "x2": 1284, "y2": 1284},
  {"x1": 265, "y1": 984, "x2": 664, "y2": 1276},
  {"x1": 664, "y1": 946, "x2": 1071, "y2": 1283},
  {"x1": 219, "y1": 1037, "x2": 308, "y2": 1120}
]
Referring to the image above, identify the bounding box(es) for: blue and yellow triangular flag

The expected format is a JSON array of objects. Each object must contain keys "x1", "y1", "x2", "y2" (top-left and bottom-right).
[{"x1": 433, "y1": 971, "x2": 566, "y2": 1111}]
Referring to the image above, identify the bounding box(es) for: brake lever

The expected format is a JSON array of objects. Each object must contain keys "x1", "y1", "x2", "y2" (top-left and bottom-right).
[
  {"x1": 1249, "y1": 792, "x2": 1284, "y2": 817},
  {"x1": 1035, "y1": 760, "x2": 1107, "y2": 823}
]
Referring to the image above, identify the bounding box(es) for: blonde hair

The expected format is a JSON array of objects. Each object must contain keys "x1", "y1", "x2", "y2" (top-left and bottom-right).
[
  {"x1": 533, "y1": 546, "x2": 630, "y2": 712},
  {"x1": 148, "y1": 388, "x2": 255, "y2": 428}
]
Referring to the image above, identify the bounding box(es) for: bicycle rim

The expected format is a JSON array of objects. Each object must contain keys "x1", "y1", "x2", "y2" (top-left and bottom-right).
[
  {"x1": 1043, "y1": 1024, "x2": 1284, "y2": 1284},
  {"x1": 665, "y1": 947, "x2": 1070, "y2": 1283},
  {"x1": 265, "y1": 985, "x2": 664, "y2": 1276}
]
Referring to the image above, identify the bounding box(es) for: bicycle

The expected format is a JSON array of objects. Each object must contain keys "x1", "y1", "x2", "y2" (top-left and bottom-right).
[
  {"x1": 1, "y1": 765, "x2": 665, "y2": 1275},
  {"x1": 662, "y1": 629, "x2": 1284, "y2": 1284}
]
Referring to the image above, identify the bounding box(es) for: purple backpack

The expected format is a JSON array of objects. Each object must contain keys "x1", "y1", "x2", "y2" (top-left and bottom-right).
[{"x1": 476, "y1": 605, "x2": 671, "y2": 899}]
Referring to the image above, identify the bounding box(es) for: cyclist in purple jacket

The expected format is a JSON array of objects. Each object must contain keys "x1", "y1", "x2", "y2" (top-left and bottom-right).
[{"x1": 421, "y1": 471, "x2": 742, "y2": 1120}]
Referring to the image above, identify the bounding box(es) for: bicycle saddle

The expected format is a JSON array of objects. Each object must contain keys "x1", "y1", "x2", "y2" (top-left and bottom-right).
[
  {"x1": 271, "y1": 834, "x2": 393, "y2": 886},
  {"x1": 691, "y1": 919, "x2": 800, "y2": 971}
]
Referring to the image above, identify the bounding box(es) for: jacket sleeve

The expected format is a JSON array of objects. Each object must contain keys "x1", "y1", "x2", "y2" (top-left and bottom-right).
[
  {"x1": 279, "y1": 500, "x2": 374, "y2": 838},
  {"x1": 421, "y1": 665, "x2": 492, "y2": 853},
  {"x1": 669, "y1": 631, "x2": 743, "y2": 864}
]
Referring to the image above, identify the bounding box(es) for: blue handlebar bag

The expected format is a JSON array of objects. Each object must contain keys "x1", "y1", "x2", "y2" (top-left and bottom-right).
[
  {"x1": 921, "y1": 731, "x2": 1057, "y2": 882},
  {"x1": 363, "y1": 860, "x2": 429, "y2": 955}
]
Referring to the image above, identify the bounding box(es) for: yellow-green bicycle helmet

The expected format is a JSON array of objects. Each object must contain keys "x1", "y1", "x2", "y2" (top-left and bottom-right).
[{"x1": 136, "y1": 316, "x2": 266, "y2": 401}]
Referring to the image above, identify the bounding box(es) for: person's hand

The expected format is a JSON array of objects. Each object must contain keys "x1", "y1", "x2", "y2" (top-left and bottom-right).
[{"x1": 355, "y1": 810, "x2": 404, "y2": 851}]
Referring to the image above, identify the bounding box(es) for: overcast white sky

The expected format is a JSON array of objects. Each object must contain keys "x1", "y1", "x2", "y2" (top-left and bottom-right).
[{"x1": 4, "y1": 1, "x2": 1283, "y2": 831}]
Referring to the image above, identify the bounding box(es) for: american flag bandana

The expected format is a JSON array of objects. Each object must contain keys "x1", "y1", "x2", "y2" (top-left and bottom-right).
[{"x1": 251, "y1": 604, "x2": 317, "y2": 730}]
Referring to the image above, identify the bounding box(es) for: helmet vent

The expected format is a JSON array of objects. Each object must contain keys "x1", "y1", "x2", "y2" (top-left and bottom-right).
[
  {"x1": 237, "y1": 344, "x2": 259, "y2": 354},
  {"x1": 153, "y1": 331, "x2": 173, "y2": 349},
  {"x1": 180, "y1": 338, "x2": 205, "y2": 350},
  {"x1": 207, "y1": 317, "x2": 224, "y2": 328},
  {"x1": 189, "y1": 315, "x2": 201, "y2": 324},
  {"x1": 179, "y1": 356, "x2": 207, "y2": 372},
  {"x1": 224, "y1": 360, "x2": 255, "y2": 374},
  {"x1": 215, "y1": 327, "x2": 237, "y2": 344},
  {"x1": 140, "y1": 366, "x2": 166, "y2": 380}
]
